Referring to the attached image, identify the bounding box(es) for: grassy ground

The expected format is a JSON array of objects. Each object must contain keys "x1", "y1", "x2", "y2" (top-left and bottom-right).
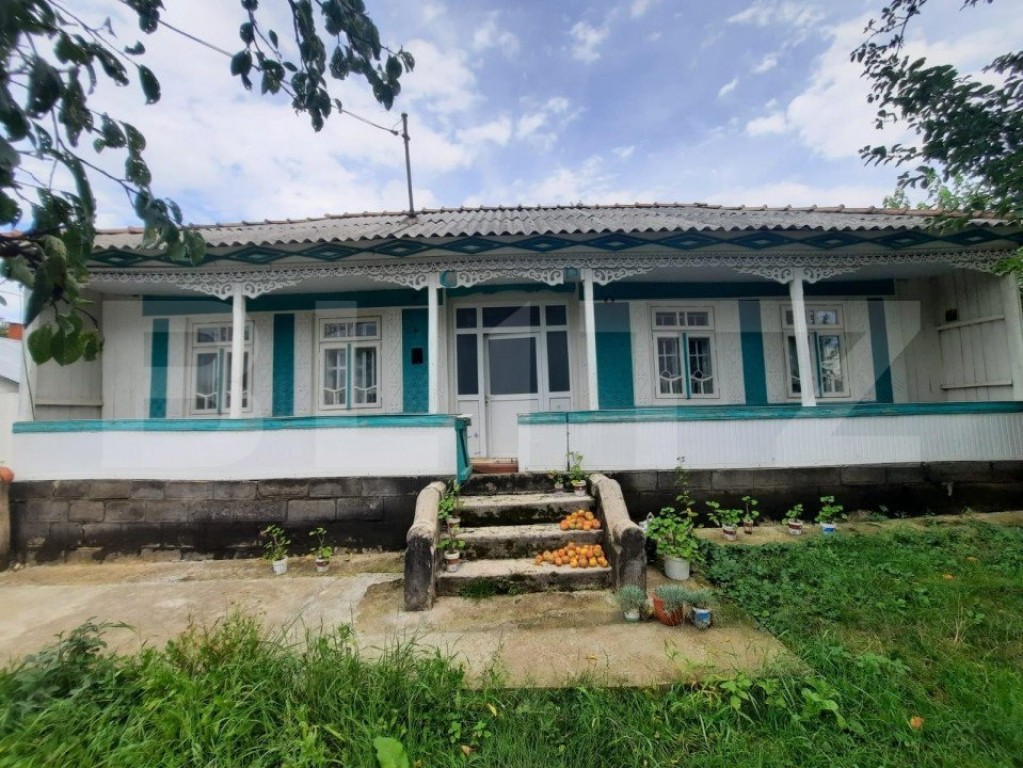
[{"x1": 0, "y1": 521, "x2": 1020, "y2": 767}]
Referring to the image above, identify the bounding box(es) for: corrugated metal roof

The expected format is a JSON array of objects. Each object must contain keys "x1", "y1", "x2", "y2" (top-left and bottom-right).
[{"x1": 93, "y1": 202, "x2": 1012, "y2": 251}]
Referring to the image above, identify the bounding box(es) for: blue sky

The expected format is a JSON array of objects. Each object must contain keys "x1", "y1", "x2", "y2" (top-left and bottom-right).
[{"x1": 4, "y1": 0, "x2": 1022, "y2": 321}]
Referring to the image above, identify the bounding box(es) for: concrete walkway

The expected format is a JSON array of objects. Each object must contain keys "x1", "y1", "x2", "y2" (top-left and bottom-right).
[{"x1": 0, "y1": 553, "x2": 794, "y2": 687}]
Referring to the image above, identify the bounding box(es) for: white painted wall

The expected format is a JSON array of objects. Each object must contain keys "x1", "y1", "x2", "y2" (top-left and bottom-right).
[
  {"x1": 519, "y1": 410, "x2": 1023, "y2": 471},
  {"x1": 13, "y1": 424, "x2": 460, "y2": 481},
  {"x1": 32, "y1": 304, "x2": 103, "y2": 421},
  {"x1": 0, "y1": 390, "x2": 18, "y2": 465}
]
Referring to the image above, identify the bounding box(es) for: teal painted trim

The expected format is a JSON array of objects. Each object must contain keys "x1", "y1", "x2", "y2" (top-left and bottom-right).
[
  {"x1": 446, "y1": 283, "x2": 575, "y2": 298},
  {"x1": 594, "y1": 280, "x2": 896, "y2": 301},
  {"x1": 14, "y1": 414, "x2": 468, "y2": 434},
  {"x1": 868, "y1": 298, "x2": 894, "y2": 403},
  {"x1": 455, "y1": 419, "x2": 471, "y2": 483},
  {"x1": 595, "y1": 303, "x2": 635, "y2": 408},
  {"x1": 148, "y1": 319, "x2": 169, "y2": 418},
  {"x1": 518, "y1": 401, "x2": 1023, "y2": 425},
  {"x1": 682, "y1": 332, "x2": 691, "y2": 399},
  {"x1": 738, "y1": 300, "x2": 768, "y2": 405},
  {"x1": 143, "y1": 290, "x2": 427, "y2": 316},
  {"x1": 402, "y1": 308, "x2": 429, "y2": 413},
  {"x1": 272, "y1": 314, "x2": 295, "y2": 416}
]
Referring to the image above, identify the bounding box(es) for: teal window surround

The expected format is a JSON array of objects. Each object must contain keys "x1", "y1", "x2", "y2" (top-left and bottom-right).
[
  {"x1": 148, "y1": 319, "x2": 169, "y2": 418},
  {"x1": 271, "y1": 313, "x2": 295, "y2": 416},
  {"x1": 14, "y1": 414, "x2": 471, "y2": 433},
  {"x1": 868, "y1": 298, "x2": 894, "y2": 403},
  {"x1": 518, "y1": 401, "x2": 1023, "y2": 425},
  {"x1": 738, "y1": 299, "x2": 768, "y2": 405}
]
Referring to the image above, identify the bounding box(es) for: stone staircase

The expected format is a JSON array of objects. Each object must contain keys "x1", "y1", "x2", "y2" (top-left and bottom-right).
[{"x1": 436, "y1": 476, "x2": 613, "y2": 597}]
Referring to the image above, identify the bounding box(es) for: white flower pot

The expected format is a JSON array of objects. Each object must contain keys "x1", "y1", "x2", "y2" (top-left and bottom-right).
[
  {"x1": 722, "y1": 525, "x2": 737, "y2": 542},
  {"x1": 444, "y1": 551, "x2": 461, "y2": 573},
  {"x1": 272, "y1": 558, "x2": 288, "y2": 575},
  {"x1": 821, "y1": 522, "x2": 837, "y2": 535},
  {"x1": 623, "y1": 608, "x2": 641, "y2": 623},
  {"x1": 787, "y1": 520, "x2": 804, "y2": 536},
  {"x1": 446, "y1": 517, "x2": 461, "y2": 533},
  {"x1": 315, "y1": 558, "x2": 330, "y2": 574},
  {"x1": 571, "y1": 480, "x2": 587, "y2": 496},
  {"x1": 662, "y1": 555, "x2": 691, "y2": 581}
]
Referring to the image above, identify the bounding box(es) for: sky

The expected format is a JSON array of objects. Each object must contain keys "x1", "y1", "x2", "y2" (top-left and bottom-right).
[{"x1": 4, "y1": 0, "x2": 1022, "y2": 320}]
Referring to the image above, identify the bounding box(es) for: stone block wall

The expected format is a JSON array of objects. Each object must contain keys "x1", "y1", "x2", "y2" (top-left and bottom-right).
[
  {"x1": 10, "y1": 476, "x2": 427, "y2": 563},
  {"x1": 609, "y1": 461, "x2": 1023, "y2": 522}
]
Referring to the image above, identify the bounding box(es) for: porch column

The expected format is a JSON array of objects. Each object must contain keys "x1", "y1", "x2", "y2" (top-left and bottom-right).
[
  {"x1": 1001, "y1": 273, "x2": 1023, "y2": 401},
  {"x1": 788, "y1": 270, "x2": 816, "y2": 407},
  {"x1": 427, "y1": 273, "x2": 441, "y2": 414},
  {"x1": 229, "y1": 282, "x2": 246, "y2": 419},
  {"x1": 581, "y1": 268, "x2": 599, "y2": 410}
]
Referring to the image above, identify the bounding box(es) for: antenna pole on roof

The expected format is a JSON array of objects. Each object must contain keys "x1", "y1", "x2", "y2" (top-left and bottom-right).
[{"x1": 401, "y1": 113, "x2": 415, "y2": 218}]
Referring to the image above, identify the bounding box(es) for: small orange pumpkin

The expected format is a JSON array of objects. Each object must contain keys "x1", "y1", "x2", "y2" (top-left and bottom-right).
[{"x1": 0, "y1": 465, "x2": 13, "y2": 484}]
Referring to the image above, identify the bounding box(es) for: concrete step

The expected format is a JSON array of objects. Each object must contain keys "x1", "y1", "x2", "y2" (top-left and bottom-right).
[
  {"x1": 436, "y1": 557, "x2": 612, "y2": 596},
  {"x1": 459, "y1": 523, "x2": 604, "y2": 559},
  {"x1": 458, "y1": 493, "x2": 596, "y2": 526},
  {"x1": 461, "y1": 472, "x2": 565, "y2": 496}
]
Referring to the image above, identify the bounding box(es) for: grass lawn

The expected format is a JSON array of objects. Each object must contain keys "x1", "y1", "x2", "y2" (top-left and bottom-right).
[{"x1": 1, "y1": 521, "x2": 1020, "y2": 767}]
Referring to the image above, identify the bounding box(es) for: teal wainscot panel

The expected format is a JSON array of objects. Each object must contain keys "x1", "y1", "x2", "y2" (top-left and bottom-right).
[
  {"x1": 738, "y1": 299, "x2": 768, "y2": 405},
  {"x1": 595, "y1": 302, "x2": 634, "y2": 409},
  {"x1": 402, "y1": 308, "x2": 429, "y2": 413},
  {"x1": 149, "y1": 318, "x2": 169, "y2": 418},
  {"x1": 272, "y1": 313, "x2": 296, "y2": 416}
]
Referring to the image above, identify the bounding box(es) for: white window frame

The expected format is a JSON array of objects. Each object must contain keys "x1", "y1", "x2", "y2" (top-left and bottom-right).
[
  {"x1": 650, "y1": 306, "x2": 719, "y2": 401},
  {"x1": 187, "y1": 319, "x2": 254, "y2": 416},
  {"x1": 316, "y1": 314, "x2": 383, "y2": 413},
  {"x1": 782, "y1": 305, "x2": 850, "y2": 399}
]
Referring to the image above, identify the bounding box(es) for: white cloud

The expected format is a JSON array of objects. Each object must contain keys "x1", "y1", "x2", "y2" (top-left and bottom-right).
[
  {"x1": 727, "y1": 1, "x2": 823, "y2": 29},
  {"x1": 745, "y1": 111, "x2": 788, "y2": 136},
  {"x1": 472, "y1": 15, "x2": 520, "y2": 57},
  {"x1": 705, "y1": 180, "x2": 898, "y2": 208},
  {"x1": 458, "y1": 117, "x2": 513, "y2": 147},
  {"x1": 630, "y1": 0, "x2": 657, "y2": 18},
  {"x1": 570, "y1": 21, "x2": 609, "y2": 63},
  {"x1": 752, "y1": 52, "x2": 779, "y2": 73},
  {"x1": 718, "y1": 76, "x2": 739, "y2": 98},
  {"x1": 421, "y1": 2, "x2": 444, "y2": 23},
  {"x1": 613, "y1": 145, "x2": 636, "y2": 159},
  {"x1": 514, "y1": 97, "x2": 578, "y2": 148},
  {"x1": 401, "y1": 39, "x2": 479, "y2": 113}
]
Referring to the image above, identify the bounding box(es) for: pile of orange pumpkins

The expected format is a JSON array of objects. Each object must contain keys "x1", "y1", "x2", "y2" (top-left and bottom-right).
[
  {"x1": 535, "y1": 542, "x2": 608, "y2": 569},
  {"x1": 558, "y1": 509, "x2": 601, "y2": 531}
]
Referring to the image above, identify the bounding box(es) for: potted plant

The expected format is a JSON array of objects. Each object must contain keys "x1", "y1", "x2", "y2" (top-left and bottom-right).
[
  {"x1": 438, "y1": 480, "x2": 462, "y2": 533},
  {"x1": 741, "y1": 494, "x2": 759, "y2": 535},
  {"x1": 817, "y1": 495, "x2": 846, "y2": 535},
  {"x1": 688, "y1": 588, "x2": 714, "y2": 630},
  {"x1": 706, "y1": 501, "x2": 741, "y2": 542},
  {"x1": 439, "y1": 535, "x2": 465, "y2": 572},
  {"x1": 547, "y1": 470, "x2": 566, "y2": 494},
  {"x1": 309, "y1": 526, "x2": 333, "y2": 574},
  {"x1": 652, "y1": 584, "x2": 689, "y2": 626},
  {"x1": 615, "y1": 585, "x2": 648, "y2": 623},
  {"x1": 567, "y1": 451, "x2": 587, "y2": 495},
  {"x1": 784, "y1": 503, "x2": 805, "y2": 536},
  {"x1": 261, "y1": 524, "x2": 290, "y2": 575},
  {"x1": 645, "y1": 511, "x2": 701, "y2": 580}
]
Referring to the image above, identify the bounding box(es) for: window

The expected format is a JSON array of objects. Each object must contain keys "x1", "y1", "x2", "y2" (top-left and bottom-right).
[
  {"x1": 783, "y1": 306, "x2": 847, "y2": 398},
  {"x1": 651, "y1": 307, "x2": 717, "y2": 399},
  {"x1": 189, "y1": 321, "x2": 253, "y2": 415},
  {"x1": 318, "y1": 317, "x2": 381, "y2": 411}
]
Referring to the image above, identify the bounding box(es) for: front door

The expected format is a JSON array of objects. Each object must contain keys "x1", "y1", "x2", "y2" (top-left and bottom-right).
[{"x1": 484, "y1": 332, "x2": 541, "y2": 457}]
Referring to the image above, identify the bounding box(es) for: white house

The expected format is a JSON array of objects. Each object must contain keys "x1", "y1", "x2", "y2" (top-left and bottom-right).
[{"x1": 9, "y1": 203, "x2": 1023, "y2": 557}]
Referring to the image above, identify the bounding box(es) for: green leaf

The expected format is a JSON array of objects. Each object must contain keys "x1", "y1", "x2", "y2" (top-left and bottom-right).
[
  {"x1": 27, "y1": 326, "x2": 55, "y2": 365},
  {"x1": 26, "y1": 57, "x2": 63, "y2": 116},
  {"x1": 372, "y1": 737, "x2": 409, "y2": 768},
  {"x1": 24, "y1": 268, "x2": 53, "y2": 326},
  {"x1": 50, "y1": 325, "x2": 85, "y2": 366},
  {"x1": 124, "y1": 41, "x2": 146, "y2": 55},
  {"x1": 138, "y1": 65, "x2": 161, "y2": 104}
]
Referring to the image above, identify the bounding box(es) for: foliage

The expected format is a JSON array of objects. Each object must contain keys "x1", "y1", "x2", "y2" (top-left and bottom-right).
[
  {"x1": 566, "y1": 451, "x2": 585, "y2": 483},
  {"x1": 645, "y1": 510, "x2": 702, "y2": 562},
  {"x1": 740, "y1": 494, "x2": 759, "y2": 523},
  {"x1": 816, "y1": 495, "x2": 846, "y2": 525},
  {"x1": 853, "y1": 0, "x2": 1021, "y2": 227},
  {"x1": 260, "y1": 524, "x2": 289, "y2": 561},
  {"x1": 783, "y1": 503, "x2": 804, "y2": 523},
  {"x1": 308, "y1": 526, "x2": 332, "y2": 560},
  {"x1": 373, "y1": 736, "x2": 409, "y2": 768},
  {"x1": 705, "y1": 500, "x2": 741, "y2": 528},
  {"x1": 438, "y1": 535, "x2": 464, "y2": 554},
  {"x1": 546, "y1": 470, "x2": 564, "y2": 486},
  {"x1": 437, "y1": 480, "x2": 460, "y2": 521},
  {"x1": 672, "y1": 457, "x2": 696, "y2": 514},
  {"x1": 1, "y1": 0, "x2": 413, "y2": 364},
  {"x1": 614, "y1": 584, "x2": 647, "y2": 612},
  {"x1": 653, "y1": 583, "x2": 691, "y2": 612}
]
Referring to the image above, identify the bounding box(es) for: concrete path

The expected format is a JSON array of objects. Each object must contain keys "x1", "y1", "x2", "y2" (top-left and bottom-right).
[{"x1": 0, "y1": 553, "x2": 794, "y2": 687}]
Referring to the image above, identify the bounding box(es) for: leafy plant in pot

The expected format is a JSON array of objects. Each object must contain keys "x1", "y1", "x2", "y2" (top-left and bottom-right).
[
  {"x1": 784, "y1": 503, "x2": 805, "y2": 536},
  {"x1": 615, "y1": 585, "x2": 648, "y2": 623},
  {"x1": 438, "y1": 480, "x2": 462, "y2": 533},
  {"x1": 547, "y1": 470, "x2": 566, "y2": 494},
  {"x1": 439, "y1": 535, "x2": 465, "y2": 573},
  {"x1": 706, "y1": 501, "x2": 742, "y2": 542},
  {"x1": 309, "y1": 527, "x2": 333, "y2": 574},
  {"x1": 741, "y1": 494, "x2": 760, "y2": 535},
  {"x1": 652, "y1": 584, "x2": 689, "y2": 626},
  {"x1": 260, "y1": 524, "x2": 291, "y2": 575},
  {"x1": 567, "y1": 451, "x2": 587, "y2": 495},
  {"x1": 688, "y1": 588, "x2": 714, "y2": 630},
  {"x1": 645, "y1": 511, "x2": 702, "y2": 580},
  {"x1": 816, "y1": 495, "x2": 846, "y2": 535}
]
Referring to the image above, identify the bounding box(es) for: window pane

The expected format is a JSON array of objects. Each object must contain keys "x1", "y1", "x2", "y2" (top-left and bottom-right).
[
  {"x1": 482, "y1": 305, "x2": 541, "y2": 328},
  {"x1": 323, "y1": 348, "x2": 347, "y2": 406},
  {"x1": 685, "y1": 311, "x2": 710, "y2": 328},
  {"x1": 223, "y1": 351, "x2": 250, "y2": 409},
  {"x1": 487, "y1": 336, "x2": 538, "y2": 395},
  {"x1": 786, "y1": 336, "x2": 802, "y2": 395},
  {"x1": 353, "y1": 346, "x2": 378, "y2": 405},
  {"x1": 654, "y1": 311, "x2": 677, "y2": 328},
  {"x1": 455, "y1": 308, "x2": 477, "y2": 329},
  {"x1": 545, "y1": 305, "x2": 567, "y2": 326},
  {"x1": 547, "y1": 331, "x2": 570, "y2": 392},
  {"x1": 456, "y1": 334, "x2": 479, "y2": 395},
  {"x1": 656, "y1": 336, "x2": 684, "y2": 395},
  {"x1": 812, "y1": 309, "x2": 839, "y2": 326},
  {"x1": 323, "y1": 321, "x2": 350, "y2": 339},
  {"x1": 688, "y1": 336, "x2": 714, "y2": 395},
  {"x1": 817, "y1": 334, "x2": 844, "y2": 394},
  {"x1": 354, "y1": 320, "x2": 378, "y2": 338},
  {"x1": 194, "y1": 352, "x2": 219, "y2": 410},
  {"x1": 784, "y1": 310, "x2": 794, "y2": 327}
]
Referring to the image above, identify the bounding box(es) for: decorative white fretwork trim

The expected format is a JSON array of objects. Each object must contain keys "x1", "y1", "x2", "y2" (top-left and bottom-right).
[
  {"x1": 591, "y1": 265, "x2": 654, "y2": 285},
  {"x1": 448, "y1": 266, "x2": 565, "y2": 288}
]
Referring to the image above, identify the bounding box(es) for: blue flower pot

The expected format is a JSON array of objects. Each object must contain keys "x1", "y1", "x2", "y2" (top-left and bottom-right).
[{"x1": 692, "y1": 607, "x2": 712, "y2": 630}]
